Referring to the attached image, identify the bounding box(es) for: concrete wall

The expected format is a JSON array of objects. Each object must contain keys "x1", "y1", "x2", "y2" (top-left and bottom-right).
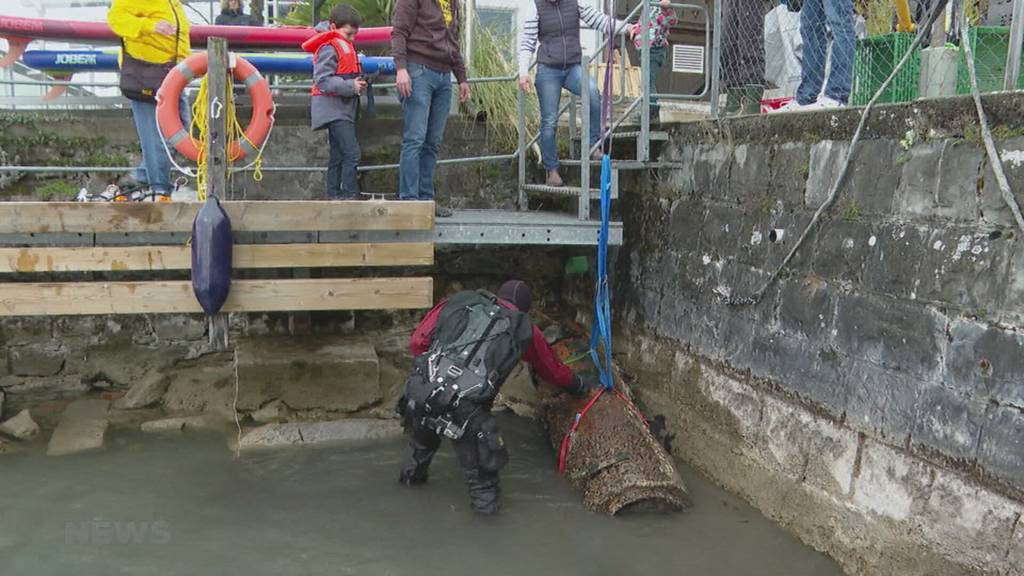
[{"x1": 617, "y1": 93, "x2": 1024, "y2": 575}]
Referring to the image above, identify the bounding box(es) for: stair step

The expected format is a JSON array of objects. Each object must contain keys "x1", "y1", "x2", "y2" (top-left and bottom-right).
[
  {"x1": 521, "y1": 183, "x2": 618, "y2": 200},
  {"x1": 607, "y1": 130, "x2": 669, "y2": 141}
]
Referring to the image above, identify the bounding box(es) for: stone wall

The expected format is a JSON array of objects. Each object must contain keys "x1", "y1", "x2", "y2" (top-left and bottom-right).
[{"x1": 616, "y1": 93, "x2": 1024, "y2": 575}]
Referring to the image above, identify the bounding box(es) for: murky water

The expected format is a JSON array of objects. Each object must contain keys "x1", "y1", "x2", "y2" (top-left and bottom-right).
[{"x1": 0, "y1": 414, "x2": 842, "y2": 576}]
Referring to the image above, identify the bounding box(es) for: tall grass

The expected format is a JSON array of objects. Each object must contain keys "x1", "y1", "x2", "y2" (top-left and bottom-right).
[{"x1": 467, "y1": 18, "x2": 538, "y2": 152}]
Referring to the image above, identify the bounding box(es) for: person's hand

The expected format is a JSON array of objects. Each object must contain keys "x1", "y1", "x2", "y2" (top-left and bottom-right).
[
  {"x1": 518, "y1": 74, "x2": 532, "y2": 94},
  {"x1": 396, "y1": 68, "x2": 412, "y2": 98},
  {"x1": 458, "y1": 82, "x2": 471, "y2": 103},
  {"x1": 154, "y1": 20, "x2": 176, "y2": 36},
  {"x1": 659, "y1": 0, "x2": 671, "y2": 7},
  {"x1": 354, "y1": 77, "x2": 368, "y2": 95}
]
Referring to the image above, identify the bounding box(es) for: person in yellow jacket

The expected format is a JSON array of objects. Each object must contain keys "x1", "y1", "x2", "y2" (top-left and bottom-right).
[{"x1": 108, "y1": 0, "x2": 191, "y2": 196}]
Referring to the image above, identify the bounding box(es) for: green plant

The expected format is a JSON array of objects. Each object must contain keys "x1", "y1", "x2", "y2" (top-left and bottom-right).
[
  {"x1": 35, "y1": 180, "x2": 79, "y2": 201},
  {"x1": 841, "y1": 200, "x2": 861, "y2": 220},
  {"x1": 279, "y1": 0, "x2": 394, "y2": 33}
]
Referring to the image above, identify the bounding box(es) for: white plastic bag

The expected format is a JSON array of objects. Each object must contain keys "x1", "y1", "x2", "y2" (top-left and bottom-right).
[{"x1": 763, "y1": 4, "x2": 803, "y2": 92}]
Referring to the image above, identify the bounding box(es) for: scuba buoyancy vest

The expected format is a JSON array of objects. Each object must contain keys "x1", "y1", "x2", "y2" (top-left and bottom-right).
[{"x1": 408, "y1": 290, "x2": 534, "y2": 439}]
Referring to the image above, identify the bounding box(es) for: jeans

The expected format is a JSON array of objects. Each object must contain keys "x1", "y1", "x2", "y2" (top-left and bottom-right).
[
  {"x1": 535, "y1": 63, "x2": 601, "y2": 171},
  {"x1": 130, "y1": 95, "x2": 189, "y2": 193},
  {"x1": 796, "y1": 0, "x2": 855, "y2": 105},
  {"x1": 399, "y1": 62, "x2": 452, "y2": 200},
  {"x1": 325, "y1": 120, "x2": 360, "y2": 199},
  {"x1": 648, "y1": 46, "x2": 667, "y2": 117}
]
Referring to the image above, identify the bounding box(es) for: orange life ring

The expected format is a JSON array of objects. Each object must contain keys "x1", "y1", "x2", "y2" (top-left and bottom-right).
[{"x1": 155, "y1": 52, "x2": 273, "y2": 163}]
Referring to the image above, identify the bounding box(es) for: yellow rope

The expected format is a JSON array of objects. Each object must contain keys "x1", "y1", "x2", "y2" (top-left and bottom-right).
[{"x1": 189, "y1": 71, "x2": 264, "y2": 201}]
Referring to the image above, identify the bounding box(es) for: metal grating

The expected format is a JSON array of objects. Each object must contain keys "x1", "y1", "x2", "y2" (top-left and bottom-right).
[{"x1": 672, "y1": 44, "x2": 705, "y2": 74}]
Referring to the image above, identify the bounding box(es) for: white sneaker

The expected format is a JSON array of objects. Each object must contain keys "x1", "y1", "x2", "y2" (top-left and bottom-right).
[
  {"x1": 801, "y1": 96, "x2": 846, "y2": 110},
  {"x1": 772, "y1": 98, "x2": 808, "y2": 113}
]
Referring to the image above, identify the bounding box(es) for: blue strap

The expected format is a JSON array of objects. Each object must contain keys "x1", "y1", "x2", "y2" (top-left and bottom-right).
[{"x1": 589, "y1": 155, "x2": 613, "y2": 390}]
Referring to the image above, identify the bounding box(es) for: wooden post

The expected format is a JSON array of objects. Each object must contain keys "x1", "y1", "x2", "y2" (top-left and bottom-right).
[
  {"x1": 206, "y1": 37, "x2": 229, "y2": 202},
  {"x1": 207, "y1": 37, "x2": 230, "y2": 348}
]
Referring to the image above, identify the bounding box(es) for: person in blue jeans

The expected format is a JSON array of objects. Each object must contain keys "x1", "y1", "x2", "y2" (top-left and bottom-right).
[
  {"x1": 128, "y1": 96, "x2": 188, "y2": 195},
  {"x1": 391, "y1": 0, "x2": 471, "y2": 216},
  {"x1": 518, "y1": 0, "x2": 632, "y2": 187},
  {"x1": 781, "y1": 0, "x2": 855, "y2": 111}
]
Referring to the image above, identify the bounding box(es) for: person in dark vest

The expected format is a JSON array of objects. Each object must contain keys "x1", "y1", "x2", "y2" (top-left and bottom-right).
[
  {"x1": 518, "y1": 0, "x2": 633, "y2": 188},
  {"x1": 398, "y1": 280, "x2": 593, "y2": 515},
  {"x1": 302, "y1": 5, "x2": 366, "y2": 199},
  {"x1": 215, "y1": 0, "x2": 262, "y2": 26}
]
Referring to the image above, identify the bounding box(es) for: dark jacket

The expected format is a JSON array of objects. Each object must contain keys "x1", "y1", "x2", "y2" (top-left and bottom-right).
[
  {"x1": 410, "y1": 295, "x2": 575, "y2": 389},
  {"x1": 215, "y1": 8, "x2": 261, "y2": 26},
  {"x1": 390, "y1": 0, "x2": 467, "y2": 83}
]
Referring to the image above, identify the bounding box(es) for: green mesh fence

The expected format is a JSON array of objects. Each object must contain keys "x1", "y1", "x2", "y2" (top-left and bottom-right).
[
  {"x1": 852, "y1": 32, "x2": 920, "y2": 106},
  {"x1": 957, "y1": 26, "x2": 1024, "y2": 94}
]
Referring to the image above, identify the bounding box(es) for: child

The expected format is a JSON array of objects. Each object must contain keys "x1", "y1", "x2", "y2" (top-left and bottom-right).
[
  {"x1": 632, "y1": 0, "x2": 678, "y2": 122},
  {"x1": 302, "y1": 4, "x2": 366, "y2": 199}
]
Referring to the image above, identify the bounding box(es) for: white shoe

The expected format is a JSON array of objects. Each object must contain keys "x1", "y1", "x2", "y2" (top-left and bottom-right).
[
  {"x1": 772, "y1": 98, "x2": 808, "y2": 113},
  {"x1": 801, "y1": 96, "x2": 846, "y2": 110}
]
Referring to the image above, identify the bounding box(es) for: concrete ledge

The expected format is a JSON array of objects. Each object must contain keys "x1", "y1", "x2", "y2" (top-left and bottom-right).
[{"x1": 236, "y1": 418, "x2": 402, "y2": 451}]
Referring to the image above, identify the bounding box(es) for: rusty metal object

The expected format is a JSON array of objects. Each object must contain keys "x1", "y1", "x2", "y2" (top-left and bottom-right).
[{"x1": 539, "y1": 336, "x2": 690, "y2": 515}]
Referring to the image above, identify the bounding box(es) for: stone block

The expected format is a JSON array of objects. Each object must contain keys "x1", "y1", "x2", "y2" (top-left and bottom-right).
[
  {"x1": 760, "y1": 394, "x2": 859, "y2": 495},
  {"x1": 112, "y1": 373, "x2": 170, "y2": 410},
  {"x1": 811, "y1": 219, "x2": 876, "y2": 284},
  {"x1": 0, "y1": 408, "x2": 39, "y2": 439},
  {"x1": 1000, "y1": 242, "x2": 1024, "y2": 325},
  {"x1": 699, "y1": 203, "x2": 745, "y2": 259},
  {"x1": 834, "y1": 293, "x2": 944, "y2": 380},
  {"x1": 911, "y1": 383, "x2": 986, "y2": 462},
  {"x1": 945, "y1": 319, "x2": 1024, "y2": 399},
  {"x1": 235, "y1": 337, "x2": 380, "y2": 412},
  {"x1": 920, "y1": 466, "x2": 1024, "y2": 571},
  {"x1": 861, "y1": 223, "x2": 928, "y2": 299},
  {"x1": 777, "y1": 278, "x2": 834, "y2": 341},
  {"x1": 151, "y1": 315, "x2": 208, "y2": 342},
  {"x1": 700, "y1": 370, "x2": 763, "y2": 445},
  {"x1": 805, "y1": 140, "x2": 851, "y2": 207},
  {"x1": 237, "y1": 418, "x2": 402, "y2": 450},
  {"x1": 161, "y1": 354, "x2": 235, "y2": 415},
  {"x1": 667, "y1": 198, "x2": 706, "y2": 253},
  {"x1": 979, "y1": 137, "x2": 1024, "y2": 227},
  {"x1": 767, "y1": 142, "x2": 809, "y2": 208},
  {"x1": 747, "y1": 333, "x2": 847, "y2": 417},
  {"x1": 47, "y1": 398, "x2": 109, "y2": 456},
  {"x1": 727, "y1": 144, "x2": 771, "y2": 203},
  {"x1": 913, "y1": 227, "x2": 1012, "y2": 312},
  {"x1": 0, "y1": 374, "x2": 88, "y2": 411},
  {"x1": 0, "y1": 317, "x2": 52, "y2": 346},
  {"x1": 843, "y1": 359, "x2": 925, "y2": 443},
  {"x1": 896, "y1": 141, "x2": 980, "y2": 222},
  {"x1": 9, "y1": 343, "x2": 65, "y2": 377},
  {"x1": 496, "y1": 362, "x2": 539, "y2": 418},
  {"x1": 977, "y1": 404, "x2": 1024, "y2": 489},
  {"x1": 851, "y1": 439, "x2": 932, "y2": 522},
  {"x1": 81, "y1": 343, "x2": 187, "y2": 387},
  {"x1": 847, "y1": 139, "x2": 899, "y2": 216},
  {"x1": 692, "y1": 143, "x2": 731, "y2": 200},
  {"x1": 657, "y1": 142, "x2": 695, "y2": 196}
]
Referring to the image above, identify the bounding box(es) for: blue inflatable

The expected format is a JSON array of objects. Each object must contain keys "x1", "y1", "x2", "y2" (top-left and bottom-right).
[{"x1": 21, "y1": 50, "x2": 396, "y2": 76}]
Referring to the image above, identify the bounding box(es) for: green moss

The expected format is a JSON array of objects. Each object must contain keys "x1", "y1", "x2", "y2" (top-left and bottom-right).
[
  {"x1": 895, "y1": 151, "x2": 911, "y2": 166},
  {"x1": 35, "y1": 180, "x2": 79, "y2": 201},
  {"x1": 799, "y1": 161, "x2": 810, "y2": 181},
  {"x1": 841, "y1": 200, "x2": 861, "y2": 220}
]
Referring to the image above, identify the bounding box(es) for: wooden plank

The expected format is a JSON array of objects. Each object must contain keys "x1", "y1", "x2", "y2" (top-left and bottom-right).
[
  {"x1": 0, "y1": 201, "x2": 435, "y2": 234},
  {"x1": 0, "y1": 243, "x2": 434, "y2": 272},
  {"x1": 0, "y1": 277, "x2": 434, "y2": 316}
]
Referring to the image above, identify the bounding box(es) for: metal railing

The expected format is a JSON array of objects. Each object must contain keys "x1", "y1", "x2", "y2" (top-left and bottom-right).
[{"x1": 0, "y1": 1, "x2": 710, "y2": 218}]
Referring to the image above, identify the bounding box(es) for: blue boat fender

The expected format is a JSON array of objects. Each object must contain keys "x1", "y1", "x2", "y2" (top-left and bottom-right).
[{"x1": 190, "y1": 196, "x2": 233, "y2": 316}]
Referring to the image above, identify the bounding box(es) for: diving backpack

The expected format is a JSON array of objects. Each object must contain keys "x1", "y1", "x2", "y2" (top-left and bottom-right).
[{"x1": 405, "y1": 290, "x2": 533, "y2": 438}]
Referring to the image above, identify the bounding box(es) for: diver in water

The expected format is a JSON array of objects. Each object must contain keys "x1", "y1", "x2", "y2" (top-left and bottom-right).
[{"x1": 397, "y1": 280, "x2": 593, "y2": 515}]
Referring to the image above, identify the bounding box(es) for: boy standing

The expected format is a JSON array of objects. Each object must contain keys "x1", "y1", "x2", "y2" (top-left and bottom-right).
[{"x1": 303, "y1": 5, "x2": 367, "y2": 199}]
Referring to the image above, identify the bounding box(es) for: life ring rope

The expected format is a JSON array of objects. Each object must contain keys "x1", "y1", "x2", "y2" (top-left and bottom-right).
[{"x1": 155, "y1": 52, "x2": 275, "y2": 196}]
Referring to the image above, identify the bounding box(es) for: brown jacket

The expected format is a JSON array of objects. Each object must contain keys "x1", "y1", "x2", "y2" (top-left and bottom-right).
[{"x1": 391, "y1": 0, "x2": 467, "y2": 83}]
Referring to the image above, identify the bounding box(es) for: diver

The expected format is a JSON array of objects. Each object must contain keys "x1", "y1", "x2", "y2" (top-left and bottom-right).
[{"x1": 397, "y1": 280, "x2": 593, "y2": 514}]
